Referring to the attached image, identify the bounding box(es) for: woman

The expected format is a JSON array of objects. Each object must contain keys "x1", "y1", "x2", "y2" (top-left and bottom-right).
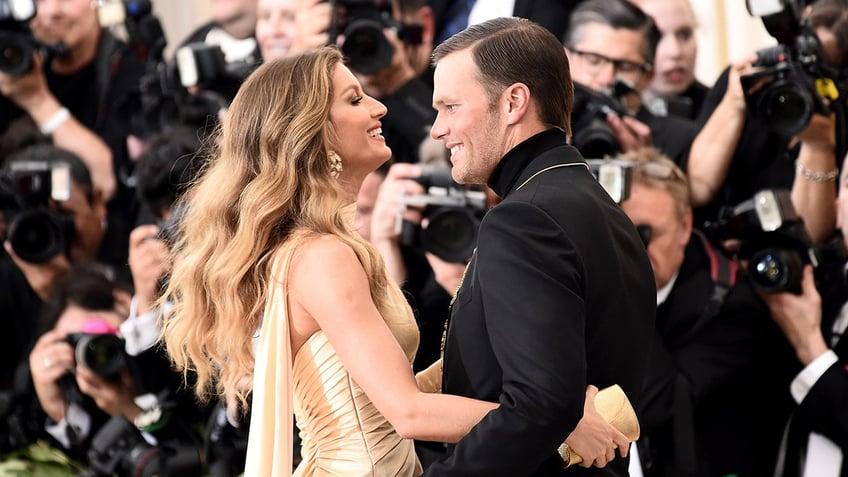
[
  {"x1": 160, "y1": 47, "x2": 499, "y2": 476},
  {"x1": 161, "y1": 47, "x2": 623, "y2": 476}
]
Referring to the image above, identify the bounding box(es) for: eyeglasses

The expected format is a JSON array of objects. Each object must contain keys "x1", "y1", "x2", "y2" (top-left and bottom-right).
[{"x1": 569, "y1": 48, "x2": 652, "y2": 81}]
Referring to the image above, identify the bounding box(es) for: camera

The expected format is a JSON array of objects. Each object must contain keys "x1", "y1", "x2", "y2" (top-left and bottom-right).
[
  {"x1": 570, "y1": 81, "x2": 634, "y2": 159},
  {"x1": 0, "y1": 0, "x2": 37, "y2": 75},
  {"x1": 742, "y1": 0, "x2": 846, "y2": 137},
  {"x1": 81, "y1": 415, "x2": 204, "y2": 477},
  {"x1": 705, "y1": 189, "x2": 821, "y2": 294},
  {"x1": 328, "y1": 0, "x2": 423, "y2": 75},
  {"x1": 65, "y1": 331, "x2": 127, "y2": 381},
  {"x1": 0, "y1": 160, "x2": 76, "y2": 263},
  {"x1": 399, "y1": 165, "x2": 487, "y2": 264}
]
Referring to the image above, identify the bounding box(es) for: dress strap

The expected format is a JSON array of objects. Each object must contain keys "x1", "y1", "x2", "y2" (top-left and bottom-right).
[{"x1": 245, "y1": 246, "x2": 297, "y2": 477}]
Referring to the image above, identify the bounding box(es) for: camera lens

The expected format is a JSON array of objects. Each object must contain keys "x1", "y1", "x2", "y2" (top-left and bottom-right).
[
  {"x1": 422, "y1": 208, "x2": 479, "y2": 264},
  {"x1": 8, "y1": 209, "x2": 66, "y2": 263},
  {"x1": 749, "y1": 248, "x2": 804, "y2": 293},
  {"x1": 75, "y1": 334, "x2": 126, "y2": 379},
  {"x1": 342, "y1": 19, "x2": 393, "y2": 74},
  {"x1": 0, "y1": 38, "x2": 26, "y2": 75},
  {"x1": 0, "y1": 34, "x2": 32, "y2": 76},
  {"x1": 761, "y1": 80, "x2": 813, "y2": 137},
  {"x1": 572, "y1": 118, "x2": 620, "y2": 159}
]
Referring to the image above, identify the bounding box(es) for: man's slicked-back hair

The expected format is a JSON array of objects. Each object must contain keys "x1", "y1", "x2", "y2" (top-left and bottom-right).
[
  {"x1": 564, "y1": 0, "x2": 661, "y2": 66},
  {"x1": 432, "y1": 17, "x2": 574, "y2": 135}
]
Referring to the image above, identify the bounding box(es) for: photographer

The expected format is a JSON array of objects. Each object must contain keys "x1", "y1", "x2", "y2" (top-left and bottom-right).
[
  {"x1": 0, "y1": 144, "x2": 116, "y2": 391},
  {"x1": 180, "y1": 0, "x2": 261, "y2": 65},
  {"x1": 562, "y1": 0, "x2": 699, "y2": 164},
  {"x1": 282, "y1": 0, "x2": 438, "y2": 165},
  {"x1": 0, "y1": 0, "x2": 146, "y2": 204},
  {"x1": 20, "y1": 264, "x2": 206, "y2": 476},
  {"x1": 613, "y1": 148, "x2": 772, "y2": 477},
  {"x1": 750, "y1": 162, "x2": 848, "y2": 476},
  {"x1": 687, "y1": 0, "x2": 848, "y2": 244}
]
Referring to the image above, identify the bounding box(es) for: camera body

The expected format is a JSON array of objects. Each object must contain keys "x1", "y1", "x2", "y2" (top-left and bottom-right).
[
  {"x1": 0, "y1": 0, "x2": 38, "y2": 75},
  {"x1": 0, "y1": 160, "x2": 75, "y2": 263},
  {"x1": 570, "y1": 81, "x2": 632, "y2": 159},
  {"x1": 82, "y1": 415, "x2": 204, "y2": 477},
  {"x1": 400, "y1": 165, "x2": 487, "y2": 264},
  {"x1": 742, "y1": 1, "x2": 845, "y2": 137},
  {"x1": 706, "y1": 189, "x2": 818, "y2": 294},
  {"x1": 329, "y1": 0, "x2": 423, "y2": 75}
]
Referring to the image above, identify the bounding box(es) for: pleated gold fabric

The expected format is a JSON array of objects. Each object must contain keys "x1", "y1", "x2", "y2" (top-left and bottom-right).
[{"x1": 246, "y1": 206, "x2": 423, "y2": 476}]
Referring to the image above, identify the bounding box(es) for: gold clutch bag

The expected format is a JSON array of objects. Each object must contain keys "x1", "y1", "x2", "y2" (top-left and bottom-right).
[{"x1": 559, "y1": 384, "x2": 640, "y2": 467}]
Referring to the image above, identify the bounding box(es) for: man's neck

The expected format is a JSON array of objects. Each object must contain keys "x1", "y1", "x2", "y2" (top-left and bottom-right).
[{"x1": 52, "y1": 30, "x2": 100, "y2": 75}]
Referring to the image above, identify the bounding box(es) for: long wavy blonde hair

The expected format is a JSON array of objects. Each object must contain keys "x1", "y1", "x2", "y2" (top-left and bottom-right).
[{"x1": 160, "y1": 47, "x2": 389, "y2": 411}]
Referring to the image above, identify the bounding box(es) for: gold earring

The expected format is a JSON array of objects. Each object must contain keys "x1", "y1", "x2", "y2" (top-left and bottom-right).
[{"x1": 328, "y1": 151, "x2": 343, "y2": 177}]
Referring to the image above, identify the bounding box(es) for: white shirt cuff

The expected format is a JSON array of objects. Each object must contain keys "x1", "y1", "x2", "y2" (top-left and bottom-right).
[
  {"x1": 121, "y1": 296, "x2": 167, "y2": 356},
  {"x1": 790, "y1": 350, "x2": 839, "y2": 403},
  {"x1": 45, "y1": 403, "x2": 91, "y2": 448}
]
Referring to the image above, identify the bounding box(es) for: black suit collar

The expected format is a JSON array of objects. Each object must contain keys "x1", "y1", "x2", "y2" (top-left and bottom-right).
[{"x1": 487, "y1": 128, "x2": 580, "y2": 198}]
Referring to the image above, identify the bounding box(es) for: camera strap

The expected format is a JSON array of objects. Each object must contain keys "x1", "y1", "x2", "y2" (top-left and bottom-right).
[{"x1": 515, "y1": 163, "x2": 589, "y2": 191}]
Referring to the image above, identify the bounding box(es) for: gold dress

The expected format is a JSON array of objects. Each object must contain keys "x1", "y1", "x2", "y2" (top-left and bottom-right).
[{"x1": 245, "y1": 216, "x2": 423, "y2": 477}]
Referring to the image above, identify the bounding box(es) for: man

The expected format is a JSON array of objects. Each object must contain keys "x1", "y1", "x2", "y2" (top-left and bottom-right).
[
  {"x1": 425, "y1": 17, "x2": 656, "y2": 476},
  {"x1": 616, "y1": 148, "x2": 772, "y2": 477},
  {"x1": 0, "y1": 0, "x2": 145, "y2": 203},
  {"x1": 180, "y1": 0, "x2": 260, "y2": 64},
  {"x1": 686, "y1": 1, "x2": 847, "y2": 243},
  {"x1": 629, "y1": 0, "x2": 709, "y2": 120},
  {"x1": 1, "y1": 144, "x2": 110, "y2": 390},
  {"x1": 756, "y1": 162, "x2": 848, "y2": 477},
  {"x1": 562, "y1": 0, "x2": 698, "y2": 165}
]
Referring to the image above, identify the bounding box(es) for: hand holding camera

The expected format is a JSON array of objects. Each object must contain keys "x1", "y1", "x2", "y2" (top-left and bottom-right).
[
  {"x1": 759, "y1": 265, "x2": 830, "y2": 366},
  {"x1": 29, "y1": 328, "x2": 75, "y2": 422},
  {"x1": 290, "y1": 0, "x2": 335, "y2": 57},
  {"x1": 128, "y1": 224, "x2": 171, "y2": 315}
]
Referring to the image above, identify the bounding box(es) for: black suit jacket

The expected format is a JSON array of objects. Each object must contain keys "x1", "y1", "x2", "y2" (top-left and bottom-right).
[
  {"x1": 428, "y1": 0, "x2": 583, "y2": 43},
  {"x1": 423, "y1": 130, "x2": 656, "y2": 476},
  {"x1": 636, "y1": 237, "x2": 772, "y2": 477}
]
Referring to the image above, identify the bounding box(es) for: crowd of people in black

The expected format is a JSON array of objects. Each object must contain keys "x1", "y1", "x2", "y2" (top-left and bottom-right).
[{"x1": 0, "y1": 0, "x2": 847, "y2": 476}]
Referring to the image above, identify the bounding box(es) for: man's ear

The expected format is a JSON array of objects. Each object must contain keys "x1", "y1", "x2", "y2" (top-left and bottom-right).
[
  {"x1": 505, "y1": 83, "x2": 531, "y2": 125},
  {"x1": 417, "y1": 6, "x2": 436, "y2": 47}
]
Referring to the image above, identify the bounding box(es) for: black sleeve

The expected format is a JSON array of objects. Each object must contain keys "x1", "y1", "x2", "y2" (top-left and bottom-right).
[{"x1": 426, "y1": 202, "x2": 584, "y2": 476}]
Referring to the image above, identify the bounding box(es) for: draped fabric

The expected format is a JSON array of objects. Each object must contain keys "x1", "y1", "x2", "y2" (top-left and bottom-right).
[{"x1": 246, "y1": 248, "x2": 295, "y2": 477}]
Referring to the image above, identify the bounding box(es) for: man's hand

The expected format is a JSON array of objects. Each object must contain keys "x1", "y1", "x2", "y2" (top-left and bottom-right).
[
  {"x1": 565, "y1": 385, "x2": 630, "y2": 468},
  {"x1": 760, "y1": 265, "x2": 829, "y2": 365},
  {"x1": 424, "y1": 251, "x2": 467, "y2": 295},
  {"x1": 128, "y1": 225, "x2": 171, "y2": 315},
  {"x1": 29, "y1": 329, "x2": 75, "y2": 422},
  {"x1": 0, "y1": 54, "x2": 53, "y2": 113},
  {"x1": 76, "y1": 366, "x2": 141, "y2": 420},
  {"x1": 370, "y1": 163, "x2": 426, "y2": 244},
  {"x1": 289, "y1": 0, "x2": 334, "y2": 56},
  {"x1": 606, "y1": 114, "x2": 652, "y2": 153}
]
